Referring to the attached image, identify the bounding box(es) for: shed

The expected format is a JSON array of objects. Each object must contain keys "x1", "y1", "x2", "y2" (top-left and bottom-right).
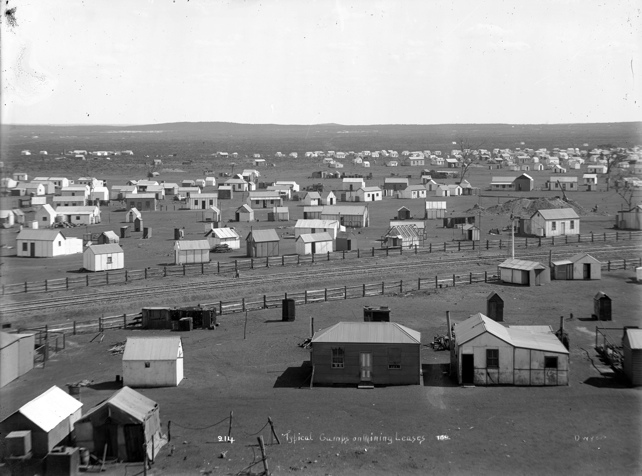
[
  {"x1": 125, "y1": 193, "x2": 157, "y2": 211},
  {"x1": 246, "y1": 229, "x2": 280, "y2": 257},
  {"x1": 174, "y1": 240, "x2": 210, "y2": 265},
  {"x1": 623, "y1": 328, "x2": 642, "y2": 386},
  {"x1": 295, "y1": 232, "x2": 333, "y2": 255},
  {"x1": 498, "y1": 258, "x2": 550, "y2": 286},
  {"x1": 205, "y1": 227, "x2": 241, "y2": 250},
  {"x1": 83, "y1": 244, "x2": 125, "y2": 272},
  {"x1": 461, "y1": 224, "x2": 480, "y2": 241},
  {"x1": 454, "y1": 313, "x2": 569, "y2": 386},
  {"x1": 593, "y1": 292, "x2": 611, "y2": 321},
  {"x1": 302, "y1": 192, "x2": 321, "y2": 206},
  {"x1": 235, "y1": 204, "x2": 254, "y2": 222},
  {"x1": 34, "y1": 204, "x2": 57, "y2": 227},
  {"x1": 55, "y1": 206, "x2": 101, "y2": 225},
  {"x1": 203, "y1": 205, "x2": 221, "y2": 223},
  {"x1": 97, "y1": 230, "x2": 119, "y2": 245},
  {"x1": 268, "y1": 206, "x2": 290, "y2": 221},
  {"x1": 397, "y1": 206, "x2": 411, "y2": 220},
  {"x1": 141, "y1": 307, "x2": 172, "y2": 329},
  {"x1": 16, "y1": 229, "x2": 83, "y2": 257},
  {"x1": 310, "y1": 322, "x2": 421, "y2": 386},
  {"x1": 0, "y1": 332, "x2": 35, "y2": 388},
  {"x1": 320, "y1": 205, "x2": 369, "y2": 228},
  {"x1": 486, "y1": 292, "x2": 504, "y2": 322},
  {"x1": 74, "y1": 387, "x2": 165, "y2": 462},
  {"x1": 303, "y1": 206, "x2": 323, "y2": 219},
  {"x1": 513, "y1": 173, "x2": 534, "y2": 192},
  {"x1": 0, "y1": 386, "x2": 83, "y2": 457},
  {"x1": 383, "y1": 225, "x2": 420, "y2": 249},
  {"x1": 335, "y1": 230, "x2": 357, "y2": 251},
  {"x1": 294, "y1": 219, "x2": 340, "y2": 239},
  {"x1": 551, "y1": 253, "x2": 601, "y2": 280},
  {"x1": 189, "y1": 193, "x2": 219, "y2": 210},
  {"x1": 425, "y1": 201, "x2": 446, "y2": 219},
  {"x1": 122, "y1": 337, "x2": 183, "y2": 387}
]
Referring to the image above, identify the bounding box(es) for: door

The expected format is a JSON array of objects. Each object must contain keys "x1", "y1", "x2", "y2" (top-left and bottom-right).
[
  {"x1": 462, "y1": 354, "x2": 474, "y2": 384},
  {"x1": 360, "y1": 352, "x2": 372, "y2": 381},
  {"x1": 561, "y1": 222, "x2": 566, "y2": 234},
  {"x1": 311, "y1": 242, "x2": 316, "y2": 254},
  {"x1": 201, "y1": 200, "x2": 206, "y2": 209},
  {"x1": 123, "y1": 424, "x2": 145, "y2": 462},
  {"x1": 583, "y1": 263, "x2": 590, "y2": 280},
  {"x1": 30, "y1": 242, "x2": 35, "y2": 257}
]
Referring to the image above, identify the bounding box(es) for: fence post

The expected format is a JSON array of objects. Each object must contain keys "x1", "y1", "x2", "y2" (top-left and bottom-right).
[
  {"x1": 73, "y1": 321, "x2": 76, "y2": 335},
  {"x1": 473, "y1": 240, "x2": 475, "y2": 251},
  {"x1": 486, "y1": 240, "x2": 489, "y2": 250},
  {"x1": 400, "y1": 246, "x2": 403, "y2": 255},
  {"x1": 99, "y1": 317, "x2": 103, "y2": 332},
  {"x1": 578, "y1": 234, "x2": 581, "y2": 243},
  {"x1": 164, "y1": 267, "x2": 167, "y2": 277},
  {"x1": 485, "y1": 271, "x2": 487, "y2": 282},
  {"x1": 429, "y1": 243, "x2": 432, "y2": 253},
  {"x1": 629, "y1": 231, "x2": 632, "y2": 240},
  {"x1": 453, "y1": 274, "x2": 456, "y2": 287},
  {"x1": 565, "y1": 235, "x2": 568, "y2": 244},
  {"x1": 362, "y1": 284, "x2": 366, "y2": 297},
  {"x1": 327, "y1": 251, "x2": 330, "y2": 261},
  {"x1": 297, "y1": 255, "x2": 300, "y2": 265},
  {"x1": 282, "y1": 255, "x2": 285, "y2": 266},
  {"x1": 418, "y1": 277, "x2": 421, "y2": 290},
  {"x1": 125, "y1": 270, "x2": 128, "y2": 282},
  {"x1": 66, "y1": 277, "x2": 69, "y2": 290},
  {"x1": 552, "y1": 236, "x2": 555, "y2": 246},
  {"x1": 415, "y1": 245, "x2": 417, "y2": 254},
  {"x1": 242, "y1": 298, "x2": 246, "y2": 312},
  {"x1": 435, "y1": 276, "x2": 438, "y2": 289},
  {"x1": 312, "y1": 253, "x2": 315, "y2": 264},
  {"x1": 251, "y1": 258, "x2": 254, "y2": 269},
  {"x1": 305, "y1": 291, "x2": 308, "y2": 304},
  {"x1": 603, "y1": 232, "x2": 606, "y2": 241},
  {"x1": 235, "y1": 260, "x2": 238, "y2": 274},
  {"x1": 458, "y1": 241, "x2": 461, "y2": 252},
  {"x1": 386, "y1": 248, "x2": 389, "y2": 257},
  {"x1": 399, "y1": 280, "x2": 403, "y2": 293},
  {"x1": 616, "y1": 232, "x2": 619, "y2": 241},
  {"x1": 219, "y1": 301, "x2": 223, "y2": 315},
  {"x1": 183, "y1": 265, "x2": 186, "y2": 276},
  {"x1": 263, "y1": 295, "x2": 267, "y2": 308},
  {"x1": 525, "y1": 238, "x2": 527, "y2": 248},
  {"x1": 358, "y1": 248, "x2": 360, "y2": 258},
  {"x1": 86, "y1": 275, "x2": 89, "y2": 286},
  {"x1": 623, "y1": 259, "x2": 626, "y2": 270},
  {"x1": 145, "y1": 268, "x2": 148, "y2": 279},
  {"x1": 470, "y1": 272, "x2": 472, "y2": 284},
  {"x1": 499, "y1": 239, "x2": 502, "y2": 249},
  {"x1": 381, "y1": 281, "x2": 385, "y2": 294},
  {"x1": 538, "y1": 237, "x2": 541, "y2": 247},
  {"x1": 106, "y1": 272, "x2": 109, "y2": 285},
  {"x1": 344, "y1": 286, "x2": 347, "y2": 299},
  {"x1": 45, "y1": 280, "x2": 48, "y2": 292},
  {"x1": 591, "y1": 231, "x2": 594, "y2": 242},
  {"x1": 123, "y1": 314, "x2": 127, "y2": 328},
  {"x1": 343, "y1": 250, "x2": 345, "y2": 259},
  {"x1": 201, "y1": 263, "x2": 204, "y2": 274},
  {"x1": 608, "y1": 261, "x2": 611, "y2": 271},
  {"x1": 372, "y1": 247, "x2": 375, "y2": 257},
  {"x1": 325, "y1": 289, "x2": 328, "y2": 301},
  {"x1": 217, "y1": 262, "x2": 220, "y2": 274}
]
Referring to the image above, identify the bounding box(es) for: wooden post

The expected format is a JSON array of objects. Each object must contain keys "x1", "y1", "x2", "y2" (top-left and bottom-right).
[
  {"x1": 312, "y1": 253, "x2": 315, "y2": 264},
  {"x1": 499, "y1": 239, "x2": 502, "y2": 249},
  {"x1": 616, "y1": 231, "x2": 619, "y2": 241},
  {"x1": 525, "y1": 238, "x2": 528, "y2": 248},
  {"x1": 145, "y1": 268, "x2": 148, "y2": 279},
  {"x1": 327, "y1": 251, "x2": 330, "y2": 261},
  {"x1": 123, "y1": 314, "x2": 127, "y2": 328},
  {"x1": 99, "y1": 317, "x2": 103, "y2": 332},
  {"x1": 372, "y1": 247, "x2": 375, "y2": 257},
  {"x1": 435, "y1": 276, "x2": 438, "y2": 289},
  {"x1": 344, "y1": 286, "x2": 347, "y2": 299},
  {"x1": 264, "y1": 295, "x2": 267, "y2": 308},
  {"x1": 268, "y1": 417, "x2": 281, "y2": 444},
  {"x1": 603, "y1": 232, "x2": 606, "y2": 241},
  {"x1": 591, "y1": 231, "x2": 594, "y2": 242},
  {"x1": 446, "y1": 311, "x2": 453, "y2": 376},
  {"x1": 242, "y1": 298, "x2": 246, "y2": 312},
  {"x1": 470, "y1": 272, "x2": 472, "y2": 284},
  {"x1": 382, "y1": 281, "x2": 385, "y2": 294},
  {"x1": 298, "y1": 255, "x2": 300, "y2": 264},
  {"x1": 400, "y1": 246, "x2": 402, "y2": 255},
  {"x1": 538, "y1": 237, "x2": 541, "y2": 247},
  {"x1": 444, "y1": 242, "x2": 447, "y2": 252},
  {"x1": 324, "y1": 288, "x2": 328, "y2": 301},
  {"x1": 386, "y1": 247, "x2": 389, "y2": 257},
  {"x1": 417, "y1": 277, "x2": 421, "y2": 290},
  {"x1": 258, "y1": 436, "x2": 269, "y2": 474},
  {"x1": 164, "y1": 267, "x2": 167, "y2": 277},
  {"x1": 400, "y1": 280, "x2": 403, "y2": 293},
  {"x1": 106, "y1": 272, "x2": 109, "y2": 284},
  {"x1": 143, "y1": 443, "x2": 147, "y2": 476},
  {"x1": 305, "y1": 290, "x2": 308, "y2": 304},
  {"x1": 578, "y1": 234, "x2": 581, "y2": 243},
  {"x1": 66, "y1": 277, "x2": 69, "y2": 290},
  {"x1": 343, "y1": 250, "x2": 345, "y2": 259},
  {"x1": 623, "y1": 259, "x2": 626, "y2": 270},
  {"x1": 73, "y1": 321, "x2": 76, "y2": 335},
  {"x1": 357, "y1": 248, "x2": 360, "y2": 258},
  {"x1": 458, "y1": 241, "x2": 461, "y2": 251},
  {"x1": 125, "y1": 270, "x2": 128, "y2": 282},
  {"x1": 86, "y1": 275, "x2": 89, "y2": 286},
  {"x1": 453, "y1": 274, "x2": 456, "y2": 287},
  {"x1": 201, "y1": 263, "x2": 204, "y2": 274},
  {"x1": 251, "y1": 258, "x2": 254, "y2": 269},
  {"x1": 484, "y1": 271, "x2": 487, "y2": 282},
  {"x1": 363, "y1": 284, "x2": 366, "y2": 297},
  {"x1": 168, "y1": 421, "x2": 171, "y2": 443},
  {"x1": 282, "y1": 255, "x2": 285, "y2": 266},
  {"x1": 244, "y1": 312, "x2": 248, "y2": 339},
  {"x1": 429, "y1": 243, "x2": 432, "y2": 253},
  {"x1": 182, "y1": 265, "x2": 186, "y2": 276},
  {"x1": 486, "y1": 240, "x2": 489, "y2": 250},
  {"x1": 473, "y1": 240, "x2": 475, "y2": 250},
  {"x1": 45, "y1": 280, "x2": 48, "y2": 292},
  {"x1": 415, "y1": 245, "x2": 417, "y2": 254},
  {"x1": 608, "y1": 260, "x2": 611, "y2": 271},
  {"x1": 310, "y1": 317, "x2": 314, "y2": 338},
  {"x1": 228, "y1": 411, "x2": 233, "y2": 439},
  {"x1": 595, "y1": 327, "x2": 598, "y2": 349},
  {"x1": 565, "y1": 235, "x2": 568, "y2": 244},
  {"x1": 219, "y1": 301, "x2": 223, "y2": 315},
  {"x1": 217, "y1": 262, "x2": 220, "y2": 273},
  {"x1": 235, "y1": 260, "x2": 238, "y2": 273}
]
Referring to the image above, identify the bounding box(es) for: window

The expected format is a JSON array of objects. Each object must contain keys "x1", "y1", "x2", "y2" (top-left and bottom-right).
[
  {"x1": 388, "y1": 348, "x2": 402, "y2": 369},
  {"x1": 570, "y1": 220, "x2": 575, "y2": 230},
  {"x1": 106, "y1": 255, "x2": 113, "y2": 264},
  {"x1": 545, "y1": 356, "x2": 558, "y2": 369},
  {"x1": 551, "y1": 221, "x2": 556, "y2": 231},
  {"x1": 144, "y1": 362, "x2": 151, "y2": 368},
  {"x1": 42, "y1": 217, "x2": 47, "y2": 221},
  {"x1": 22, "y1": 243, "x2": 28, "y2": 251},
  {"x1": 486, "y1": 349, "x2": 499, "y2": 368},
  {"x1": 58, "y1": 241, "x2": 62, "y2": 247},
  {"x1": 331, "y1": 348, "x2": 344, "y2": 368},
  {"x1": 76, "y1": 216, "x2": 81, "y2": 221}
]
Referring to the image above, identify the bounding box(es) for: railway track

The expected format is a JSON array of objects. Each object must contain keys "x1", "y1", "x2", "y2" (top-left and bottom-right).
[{"x1": 2, "y1": 243, "x2": 640, "y2": 315}]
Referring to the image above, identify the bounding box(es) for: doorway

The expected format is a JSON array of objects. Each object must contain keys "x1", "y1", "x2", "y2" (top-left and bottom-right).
[
  {"x1": 360, "y1": 352, "x2": 372, "y2": 381},
  {"x1": 462, "y1": 354, "x2": 474, "y2": 384},
  {"x1": 30, "y1": 242, "x2": 35, "y2": 257},
  {"x1": 583, "y1": 263, "x2": 591, "y2": 280}
]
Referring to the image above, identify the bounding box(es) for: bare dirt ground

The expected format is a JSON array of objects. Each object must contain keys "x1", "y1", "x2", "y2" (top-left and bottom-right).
[{"x1": 1, "y1": 271, "x2": 640, "y2": 476}]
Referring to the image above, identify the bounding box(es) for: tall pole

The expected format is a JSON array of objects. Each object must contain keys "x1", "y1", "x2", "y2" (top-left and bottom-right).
[{"x1": 511, "y1": 216, "x2": 515, "y2": 259}]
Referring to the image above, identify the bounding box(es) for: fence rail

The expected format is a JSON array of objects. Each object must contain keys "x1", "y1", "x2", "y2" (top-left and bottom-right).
[{"x1": 2, "y1": 230, "x2": 640, "y2": 298}]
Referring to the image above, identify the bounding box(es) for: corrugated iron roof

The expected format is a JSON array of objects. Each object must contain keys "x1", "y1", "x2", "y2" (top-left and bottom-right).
[
  {"x1": 552, "y1": 260, "x2": 573, "y2": 266},
  {"x1": 569, "y1": 253, "x2": 600, "y2": 263},
  {"x1": 383, "y1": 178, "x2": 409, "y2": 183},
  {"x1": 322, "y1": 205, "x2": 367, "y2": 215},
  {"x1": 305, "y1": 192, "x2": 321, "y2": 199},
  {"x1": 360, "y1": 186, "x2": 381, "y2": 192},
  {"x1": 625, "y1": 328, "x2": 642, "y2": 349},
  {"x1": 175, "y1": 240, "x2": 210, "y2": 251},
  {"x1": 16, "y1": 229, "x2": 64, "y2": 241},
  {"x1": 87, "y1": 244, "x2": 123, "y2": 255},
  {"x1": 55, "y1": 206, "x2": 100, "y2": 214},
  {"x1": 296, "y1": 232, "x2": 332, "y2": 243},
  {"x1": 507, "y1": 327, "x2": 569, "y2": 354},
  {"x1": 249, "y1": 191, "x2": 281, "y2": 198},
  {"x1": 535, "y1": 208, "x2": 580, "y2": 220},
  {"x1": 312, "y1": 322, "x2": 420, "y2": 344},
  {"x1": 295, "y1": 219, "x2": 339, "y2": 229},
  {"x1": 122, "y1": 337, "x2": 182, "y2": 361},
  {"x1": 385, "y1": 225, "x2": 420, "y2": 239},
  {"x1": 210, "y1": 228, "x2": 240, "y2": 239},
  {"x1": 455, "y1": 313, "x2": 512, "y2": 347},
  {"x1": 246, "y1": 229, "x2": 279, "y2": 242},
  {"x1": 17, "y1": 386, "x2": 83, "y2": 432},
  {"x1": 498, "y1": 258, "x2": 546, "y2": 271},
  {"x1": 237, "y1": 204, "x2": 253, "y2": 213},
  {"x1": 491, "y1": 177, "x2": 517, "y2": 183},
  {"x1": 78, "y1": 386, "x2": 157, "y2": 424},
  {"x1": 303, "y1": 206, "x2": 323, "y2": 212}
]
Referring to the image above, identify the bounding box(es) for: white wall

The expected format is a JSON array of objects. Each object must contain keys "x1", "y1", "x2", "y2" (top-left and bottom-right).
[
  {"x1": 84, "y1": 251, "x2": 125, "y2": 271},
  {"x1": 123, "y1": 359, "x2": 182, "y2": 387}
]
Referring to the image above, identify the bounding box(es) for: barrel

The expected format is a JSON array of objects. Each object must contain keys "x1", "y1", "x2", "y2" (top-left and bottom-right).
[
  {"x1": 282, "y1": 299, "x2": 295, "y2": 321},
  {"x1": 174, "y1": 228, "x2": 182, "y2": 240}
]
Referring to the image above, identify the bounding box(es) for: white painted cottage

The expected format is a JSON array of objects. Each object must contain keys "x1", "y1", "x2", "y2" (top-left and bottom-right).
[
  {"x1": 296, "y1": 232, "x2": 334, "y2": 255},
  {"x1": 83, "y1": 244, "x2": 125, "y2": 272},
  {"x1": 122, "y1": 337, "x2": 184, "y2": 387}
]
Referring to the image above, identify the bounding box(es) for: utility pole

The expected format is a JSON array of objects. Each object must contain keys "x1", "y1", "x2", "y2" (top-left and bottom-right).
[{"x1": 510, "y1": 215, "x2": 515, "y2": 259}]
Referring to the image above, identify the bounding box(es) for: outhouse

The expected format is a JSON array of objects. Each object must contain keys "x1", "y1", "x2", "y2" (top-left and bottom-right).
[
  {"x1": 397, "y1": 206, "x2": 411, "y2": 220},
  {"x1": 593, "y1": 292, "x2": 612, "y2": 321},
  {"x1": 486, "y1": 292, "x2": 504, "y2": 322},
  {"x1": 623, "y1": 328, "x2": 642, "y2": 386},
  {"x1": 134, "y1": 217, "x2": 143, "y2": 232}
]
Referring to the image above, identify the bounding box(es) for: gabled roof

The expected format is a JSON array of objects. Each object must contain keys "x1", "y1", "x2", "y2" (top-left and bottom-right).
[
  {"x1": 175, "y1": 240, "x2": 210, "y2": 251},
  {"x1": 568, "y1": 252, "x2": 600, "y2": 264},
  {"x1": 455, "y1": 313, "x2": 514, "y2": 347},
  {"x1": 305, "y1": 192, "x2": 321, "y2": 199},
  {"x1": 101, "y1": 230, "x2": 119, "y2": 240},
  {"x1": 498, "y1": 258, "x2": 546, "y2": 271},
  {"x1": 11, "y1": 386, "x2": 82, "y2": 432},
  {"x1": 55, "y1": 206, "x2": 100, "y2": 214},
  {"x1": 236, "y1": 204, "x2": 253, "y2": 213},
  {"x1": 312, "y1": 322, "x2": 420, "y2": 344},
  {"x1": 207, "y1": 227, "x2": 240, "y2": 239},
  {"x1": 127, "y1": 193, "x2": 156, "y2": 199},
  {"x1": 384, "y1": 177, "x2": 409, "y2": 183},
  {"x1": 322, "y1": 205, "x2": 367, "y2": 215},
  {"x1": 126, "y1": 207, "x2": 142, "y2": 216},
  {"x1": 77, "y1": 386, "x2": 158, "y2": 425},
  {"x1": 247, "y1": 229, "x2": 279, "y2": 242},
  {"x1": 624, "y1": 328, "x2": 642, "y2": 349},
  {"x1": 491, "y1": 177, "x2": 517, "y2": 184},
  {"x1": 385, "y1": 225, "x2": 420, "y2": 239},
  {"x1": 533, "y1": 208, "x2": 580, "y2": 220},
  {"x1": 296, "y1": 232, "x2": 333, "y2": 243},
  {"x1": 86, "y1": 244, "x2": 123, "y2": 255},
  {"x1": 17, "y1": 229, "x2": 64, "y2": 241},
  {"x1": 122, "y1": 337, "x2": 182, "y2": 361},
  {"x1": 405, "y1": 185, "x2": 426, "y2": 191},
  {"x1": 36, "y1": 204, "x2": 56, "y2": 215},
  {"x1": 359, "y1": 186, "x2": 382, "y2": 193}
]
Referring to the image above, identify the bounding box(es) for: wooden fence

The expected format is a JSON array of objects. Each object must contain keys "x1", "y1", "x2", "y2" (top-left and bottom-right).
[{"x1": 2, "y1": 230, "x2": 640, "y2": 297}]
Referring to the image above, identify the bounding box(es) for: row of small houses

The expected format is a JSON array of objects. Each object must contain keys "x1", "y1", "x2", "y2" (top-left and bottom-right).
[{"x1": 490, "y1": 173, "x2": 602, "y2": 192}]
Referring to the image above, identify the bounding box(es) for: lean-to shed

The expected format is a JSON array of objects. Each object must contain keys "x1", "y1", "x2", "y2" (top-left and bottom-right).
[
  {"x1": 551, "y1": 253, "x2": 601, "y2": 280},
  {"x1": 246, "y1": 229, "x2": 280, "y2": 257},
  {"x1": 454, "y1": 313, "x2": 569, "y2": 386},
  {"x1": 83, "y1": 244, "x2": 124, "y2": 272},
  {"x1": 310, "y1": 322, "x2": 421, "y2": 386},
  {"x1": 498, "y1": 258, "x2": 549, "y2": 286},
  {"x1": 0, "y1": 386, "x2": 83, "y2": 457},
  {"x1": 0, "y1": 332, "x2": 35, "y2": 388},
  {"x1": 623, "y1": 328, "x2": 642, "y2": 386},
  {"x1": 335, "y1": 230, "x2": 357, "y2": 251},
  {"x1": 296, "y1": 232, "x2": 333, "y2": 255},
  {"x1": 122, "y1": 337, "x2": 184, "y2": 387},
  {"x1": 174, "y1": 240, "x2": 210, "y2": 265},
  {"x1": 74, "y1": 386, "x2": 166, "y2": 462}
]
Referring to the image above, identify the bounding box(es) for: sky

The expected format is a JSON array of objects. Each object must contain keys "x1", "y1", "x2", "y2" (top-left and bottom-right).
[{"x1": 1, "y1": 0, "x2": 641, "y2": 126}]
